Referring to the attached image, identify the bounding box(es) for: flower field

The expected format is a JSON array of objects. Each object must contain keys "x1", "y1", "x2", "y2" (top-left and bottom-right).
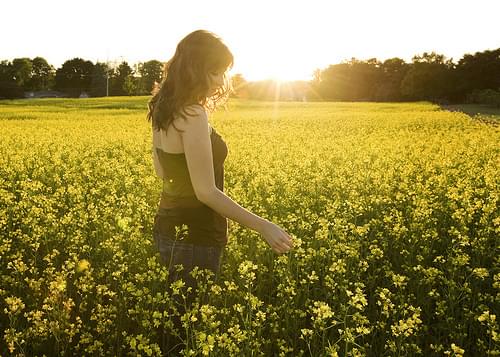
[{"x1": 0, "y1": 97, "x2": 498, "y2": 356}]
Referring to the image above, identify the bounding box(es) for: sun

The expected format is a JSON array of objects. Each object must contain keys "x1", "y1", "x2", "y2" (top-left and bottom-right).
[
  {"x1": 267, "y1": 70, "x2": 300, "y2": 83},
  {"x1": 232, "y1": 56, "x2": 314, "y2": 82}
]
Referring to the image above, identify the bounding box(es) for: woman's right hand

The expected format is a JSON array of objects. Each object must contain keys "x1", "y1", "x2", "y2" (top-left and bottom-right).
[{"x1": 259, "y1": 220, "x2": 294, "y2": 254}]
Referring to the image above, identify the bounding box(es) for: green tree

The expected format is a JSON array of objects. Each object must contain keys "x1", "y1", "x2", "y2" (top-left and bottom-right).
[
  {"x1": 311, "y1": 57, "x2": 384, "y2": 101},
  {"x1": 90, "y1": 62, "x2": 109, "y2": 97},
  {"x1": 373, "y1": 58, "x2": 410, "y2": 101},
  {"x1": 122, "y1": 76, "x2": 137, "y2": 96},
  {"x1": 313, "y1": 63, "x2": 349, "y2": 101},
  {"x1": 11, "y1": 58, "x2": 33, "y2": 88},
  {"x1": 400, "y1": 52, "x2": 455, "y2": 102},
  {"x1": 454, "y1": 48, "x2": 500, "y2": 102},
  {"x1": 347, "y1": 57, "x2": 383, "y2": 101},
  {"x1": 54, "y1": 58, "x2": 94, "y2": 97},
  {"x1": 137, "y1": 60, "x2": 163, "y2": 95},
  {"x1": 0, "y1": 60, "x2": 23, "y2": 98},
  {"x1": 28, "y1": 57, "x2": 55, "y2": 91},
  {"x1": 111, "y1": 61, "x2": 134, "y2": 96}
]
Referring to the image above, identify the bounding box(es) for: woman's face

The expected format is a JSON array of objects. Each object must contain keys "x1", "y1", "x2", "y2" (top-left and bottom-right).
[{"x1": 207, "y1": 69, "x2": 225, "y2": 96}]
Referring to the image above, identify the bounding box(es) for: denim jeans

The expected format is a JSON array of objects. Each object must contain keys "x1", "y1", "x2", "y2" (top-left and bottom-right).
[
  {"x1": 152, "y1": 210, "x2": 225, "y2": 355},
  {"x1": 153, "y1": 229, "x2": 224, "y2": 290}
]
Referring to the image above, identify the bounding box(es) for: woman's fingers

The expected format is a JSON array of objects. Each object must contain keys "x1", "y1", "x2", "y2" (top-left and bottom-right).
[
  {"x1": 280, "y1": 242, "x2": 291, "y2": 252},
  {"x1": 281, "y1": 233, "x2": 293, "y2": 249},
  {"x1": 275, "y1": 235, "x2": 293, "y2": 253},
  {"x1": 272, "y1": 242, "x2": 285, "y2": 254},
  {"x1": 266, "y1": 225, "x2": 294, "y2": 254}
]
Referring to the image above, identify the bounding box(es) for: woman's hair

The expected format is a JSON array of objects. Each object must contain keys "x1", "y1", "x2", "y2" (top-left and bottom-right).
[{"x1": 147, "y1": 29, "x2": 234, "y2": 133}]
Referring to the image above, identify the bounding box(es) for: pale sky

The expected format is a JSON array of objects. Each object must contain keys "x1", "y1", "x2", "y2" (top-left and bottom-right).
[{"x1": 2, "y1": 0, "x2": 499, "y2": 81}]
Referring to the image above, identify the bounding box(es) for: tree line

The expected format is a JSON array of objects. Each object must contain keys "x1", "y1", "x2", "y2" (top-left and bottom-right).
[
  {"x1": 235, "y1": 48, "x2": 500, "y2": 105},
  {"x1": 1, "y1": 48, "x2": 499, "y2": 105},
  {"x1": 0, "y1": 57, "x2": 163, "y2": 99},
  {"x1": 315, "y1": 49, "x2": 500, "y2": 104}
]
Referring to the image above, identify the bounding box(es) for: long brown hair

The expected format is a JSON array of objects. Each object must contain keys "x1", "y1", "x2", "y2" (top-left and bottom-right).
[{"x1": 147, "y1": 30, "x2": 234, "y2": 133}]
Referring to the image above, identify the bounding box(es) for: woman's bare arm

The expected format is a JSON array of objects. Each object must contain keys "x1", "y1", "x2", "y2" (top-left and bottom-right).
[
  {"x1": 180, "y1": 105, "x2": 293, "y2": 253},
  {"x1": 151, "y1": 125, "x2": 166, "y2": 179},
  {"x1": 152, "y1": 146, "x2": 165, "y2": 179}
]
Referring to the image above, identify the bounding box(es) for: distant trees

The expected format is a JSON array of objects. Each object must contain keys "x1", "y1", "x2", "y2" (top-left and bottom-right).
[
  {"x1": 0, "y1": 47, "x2": 499, "y2": 104},
  {"x1": 0, "y1": 57, "x2": 55, "y2": 98},
  {"x1": 89, "y1": 62, "x2": 109, "y2": 97},
  {"x1": 373, "y1": 58, "x2": 410, "y2": 102},
  {"x1": 54, "y1": 58, "x2": 94, "y2": 97},
  {"x1": 0, "y1": 60, "x2": 24, "y2": 99},
  {"x1": 400, "y1": 52, "x2": 455, "y2": 102},
  {"x1": 312, "y1": 58, "x2": 385, "y2": 101},
  {"x1": 111, "y1": 62, "x2": 135, "y2": 96},
  {"x1": 227, "y1": 49, "x2": 499, "y2": 104},
  {"x1": 0, "y1": 57, "x2": 163, "y2": 98},
  {"x1": 454, "y1": 49, "x2": 500, "y2": 101},
  {"x1": 11, "y1": 58, "x2": 33, "y2": 89},
  {"x1": 136, "y1": 60, "x2": 163, "y2": 95},
  {"x1": 311, "y1": 48, "x2": 500, "y2": 104},
  {"x1": 30, "y1": 57, "x2": 55, "y2": 91},
  {"x1": 312, "y1": 58, "x2": 408, "y2": 102}
]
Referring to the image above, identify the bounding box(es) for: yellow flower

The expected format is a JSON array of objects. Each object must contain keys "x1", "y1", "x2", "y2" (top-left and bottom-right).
[
  {"x1": 76, "y1": 259, "x2": 90, "y2": 272},
  {"x1": 4, "y1": 296, "x2": 25, "y2": 315}
]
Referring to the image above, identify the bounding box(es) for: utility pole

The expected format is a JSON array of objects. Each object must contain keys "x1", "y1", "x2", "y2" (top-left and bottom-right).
[
  {"x1": 106, "y1": 71, "x2": 109, "y2": 97},
  {"x1": 105, "y1": 56, "x2": 124, "y2": 97},
  {"x1": 106, "y1": 49, "x2": 109, "y2": 97}
]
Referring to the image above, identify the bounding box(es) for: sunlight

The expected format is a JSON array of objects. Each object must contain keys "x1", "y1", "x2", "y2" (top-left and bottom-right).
[{"x1": 240, "y1": 65, "x2": 313, "y2": 82}]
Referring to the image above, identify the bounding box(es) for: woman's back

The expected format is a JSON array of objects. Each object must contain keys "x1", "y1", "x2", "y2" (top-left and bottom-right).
[
  {"x1": 152, "y1": 113, "x2": 229, "y2": 247},
  {"x1": 152, "y1": 107, "x2": 212, "y2": 155}
]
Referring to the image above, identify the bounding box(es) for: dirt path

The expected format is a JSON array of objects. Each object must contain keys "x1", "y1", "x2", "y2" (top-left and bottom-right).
[{"x1": 439, "y1": 104, "x2": 500, "y2": 126}]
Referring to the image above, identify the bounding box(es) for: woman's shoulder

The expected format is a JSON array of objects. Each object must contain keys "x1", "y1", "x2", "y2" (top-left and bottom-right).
[
  {"x1": 172, "y1": 104, "x2": 212, "y2": 135},
  {"x1": 178, "y1": 103, "x2": 207, "y2": 118},
  {"x1": 174, "y1": 104, "x2": 209, "y2": 128}
]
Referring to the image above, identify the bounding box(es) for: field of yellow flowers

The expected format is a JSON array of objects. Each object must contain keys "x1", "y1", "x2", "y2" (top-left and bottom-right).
[{"x1": 0, "y1": 97, "x2": 498, "y2": 356}]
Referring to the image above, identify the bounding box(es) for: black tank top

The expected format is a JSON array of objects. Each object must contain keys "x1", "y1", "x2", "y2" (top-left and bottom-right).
[{"x1": 153, "y1": 124, "x2": 228, "y2": 247}]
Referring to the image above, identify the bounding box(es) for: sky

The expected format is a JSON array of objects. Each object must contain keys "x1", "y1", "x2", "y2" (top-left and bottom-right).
[{"x1": 2, "y1": 0, "x2": 499, "y2": 81}]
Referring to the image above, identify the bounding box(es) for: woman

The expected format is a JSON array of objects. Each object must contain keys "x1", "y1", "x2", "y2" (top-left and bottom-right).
[{"x1": 147, "y1": 29, "x2": 294, "y2": 353}]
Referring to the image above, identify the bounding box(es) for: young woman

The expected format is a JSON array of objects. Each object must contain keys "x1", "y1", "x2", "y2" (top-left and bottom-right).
[{"x1": 147, "y1": 29, "x2": 294, "y2": 352}]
